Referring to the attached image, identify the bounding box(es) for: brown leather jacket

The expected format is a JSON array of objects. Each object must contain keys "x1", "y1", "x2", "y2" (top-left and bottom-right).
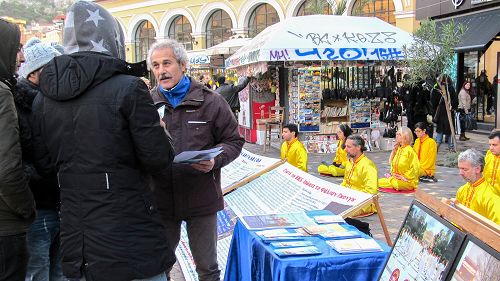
[{"x1": 150, "y1": 77, "x2": 244, "y2": 219}]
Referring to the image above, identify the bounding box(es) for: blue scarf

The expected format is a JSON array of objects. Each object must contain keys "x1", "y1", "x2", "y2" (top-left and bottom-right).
[{"x1": 159, "y1": 75, "x2": 191, "y2": 108}]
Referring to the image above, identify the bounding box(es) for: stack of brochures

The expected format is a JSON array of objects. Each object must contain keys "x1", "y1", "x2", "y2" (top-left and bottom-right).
[
  {"x1": 255, "y1": 228, "x2": 306, "y2": 243},
  {"x1": 312, "y1": 215, "x2": 345, "y2": 224},
  {"x1": 274, "y1": 246, "x2": 322, "y2": 257},
  {"x1": 241, "y1": 212, "x2": 315, "y2": 230},
  {"x1": 326, "y1": 238, "x2": 383, "y2": 254},
  {"x1": 270, "y1": 241, "x2": 313, "y2": 248},
  {"x1": 302, "y1": 224, "x2": 361, "y2": 239}
]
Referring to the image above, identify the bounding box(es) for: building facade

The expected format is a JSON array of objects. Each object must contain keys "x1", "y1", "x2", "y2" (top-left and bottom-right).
[
  {"x1": 97, "y1": 0, "x2": 417, "y2": 62},
  {"x1": 417, "y1": 0, "x2": 500, "y2": 126}
]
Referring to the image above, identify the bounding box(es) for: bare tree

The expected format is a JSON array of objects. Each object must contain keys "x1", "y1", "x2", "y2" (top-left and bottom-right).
[{"x1": 476, "y1": 251, "x2": 500, "y2": 281}]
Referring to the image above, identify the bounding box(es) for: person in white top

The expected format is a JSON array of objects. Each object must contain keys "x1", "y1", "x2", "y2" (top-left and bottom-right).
[{"x1": 458, "y1": 81, "x2": 472, "y2": 141}]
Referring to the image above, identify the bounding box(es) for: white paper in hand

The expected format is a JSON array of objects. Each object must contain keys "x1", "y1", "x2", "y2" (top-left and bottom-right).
[
  {"x1": 157, "y1": 105, "x2": 165, "y2": 119},
  {"x1": 173, "y1": 147, "x2": 223, "y2": 164}
]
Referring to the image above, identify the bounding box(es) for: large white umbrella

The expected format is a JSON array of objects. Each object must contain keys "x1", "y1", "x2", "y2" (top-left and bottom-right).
[{"x1": 225, "y1": 15, "x2": 415, "y2": 68}]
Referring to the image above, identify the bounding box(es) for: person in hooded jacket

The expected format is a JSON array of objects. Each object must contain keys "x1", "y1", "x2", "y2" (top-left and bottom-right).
[
  {"x1": 15, "y1": 38, "x2": 64, "y2": 281},
  {"x1": 0, "y1": 18, "x2": 36, "y2": 281},
  {"x1": 31, "y1": 2, "x2": 175, "y2": 281}
]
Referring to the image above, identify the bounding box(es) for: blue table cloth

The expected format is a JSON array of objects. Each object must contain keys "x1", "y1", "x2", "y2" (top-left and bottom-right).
[{"x1": 224, "y1": 211, "x2": 390, "y2": 281}]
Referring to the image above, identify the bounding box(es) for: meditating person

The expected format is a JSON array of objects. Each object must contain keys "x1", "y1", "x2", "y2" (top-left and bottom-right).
[
  {"x1": 413, "y1": 122, "x2": 438, "y2": 182},
  {"x1": 456, "y1": 149, "x2": 499, "y2": 224},
  {"x1": 341, "y1": 135, "x2": 378, "y2": 217},
  {"x1": 484, "y1": 129, "x2": 500, "y2": 195},
  {"x1": 318, "y1": 124, "x2": 352, "y2": 176},
  {"x1": 379, "y1": 127, "x2": 420, "y2": 191},
  {"x1": 280, "y1": 124, "x2": 308, "y2": 172}
]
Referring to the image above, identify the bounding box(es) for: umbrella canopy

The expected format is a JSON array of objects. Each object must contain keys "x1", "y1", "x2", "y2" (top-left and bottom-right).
[
  {"x1": 205, "y1": 37, "x2": 252, "y2": 56},
  {"x1": 225, "y1": 15, "x2": 415, "y2": 68}
]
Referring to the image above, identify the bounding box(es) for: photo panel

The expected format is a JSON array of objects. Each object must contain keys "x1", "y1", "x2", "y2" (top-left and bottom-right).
[
  {"x1": 379, "y1": 200, "x2": 466, "y2": 281},
  {"x1": 446, "y1": 235, "x2": 500, "y2": 281}
]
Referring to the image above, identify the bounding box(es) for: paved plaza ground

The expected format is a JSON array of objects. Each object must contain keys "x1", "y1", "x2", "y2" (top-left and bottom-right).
[{"x1": 170, "y1": 131, "x2": 491, "y2": 280}]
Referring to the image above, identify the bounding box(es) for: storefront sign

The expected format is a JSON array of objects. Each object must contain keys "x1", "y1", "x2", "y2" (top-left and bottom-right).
[{"x1": 189, "y1": 55, "x2": 210, "y2": 65}]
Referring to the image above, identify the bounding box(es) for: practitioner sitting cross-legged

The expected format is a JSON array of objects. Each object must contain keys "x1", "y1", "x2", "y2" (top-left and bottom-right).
[
  {"x1": 413, "y1": 122, "x2": 438, "y2": 183},
  {"x1": 318, "y1": 124, "x2": 352, "y2": 176},
  {"x1": 341, "y1": 135, "x2": 378, "y2": 217},
  {"x1": 379, "y1": 126, "x2": 420, "y2": 192}
]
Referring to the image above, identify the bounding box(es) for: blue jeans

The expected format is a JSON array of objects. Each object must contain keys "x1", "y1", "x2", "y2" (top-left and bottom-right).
[
  {"x1": 434, "y1": 132, "x2": 454, "y2": 150},
  {"x1": 66, "y1": 272, "x2": 167, "y2": 281},
  {"x1": 25, "y1": 209, "x2": 63, "y2": 281},
  {"x1": 0, "y1": 233, "x2": 29, "y2": 281}
]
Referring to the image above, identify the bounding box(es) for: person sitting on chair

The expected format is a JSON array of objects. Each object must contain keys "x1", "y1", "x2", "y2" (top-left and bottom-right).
[
  {"x1": 413, "y1": 122, "x2": 438, "y2": 183},
  {"x1": 341, "y1": 135, "x2": 378, "y2": 217},
  {"x1": 280, "y1": 124, "x2": 308, "y2": 172},
  {"x1": 379, "y1": 127, "x2": 420, "y2": 191},
  {"x1": 318, "y1": 124, "x2": 352, "y2": 177}
]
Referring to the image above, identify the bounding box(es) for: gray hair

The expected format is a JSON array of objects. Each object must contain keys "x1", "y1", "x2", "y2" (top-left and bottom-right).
[
  {"x1": 347, "y1": 135, "x2": 367, "y2": 152},
  {"x1": 458, "y1": 149, "x2": 484, "y2": 171},
  {"x1": 146, "y1": 39, "x2": 189, "y2": 70}
]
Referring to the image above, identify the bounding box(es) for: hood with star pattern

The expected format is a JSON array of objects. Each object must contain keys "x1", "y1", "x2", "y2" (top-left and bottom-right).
[{"x1": 63, "y1": 1, "x2": 125, "y2": 60}]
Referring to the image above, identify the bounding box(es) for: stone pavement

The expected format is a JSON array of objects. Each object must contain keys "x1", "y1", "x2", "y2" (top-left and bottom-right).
[{"x1": 170, "y1": 131, "x2": 491, "y2": 281}]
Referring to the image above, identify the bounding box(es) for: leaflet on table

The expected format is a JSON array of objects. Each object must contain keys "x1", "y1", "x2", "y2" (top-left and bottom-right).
[
  {"x1": 241, "y1": 212, "x2": 315, "y2": 230},
  {"x1": 274, "y1": 246, "x2": 322, "y2": 257},
  {"x1": 327, "y1": 238, "x2": 383, "y2": 254},
  {"x1": 173, "y1": 147, "x2": 223, "y2": 164},
  {"x1": 270, "y1": 241, "x2": 314, "y2": 248},
  {"x1": 313, "y1": 215, "x2": 345, "y2": 224},
  {"x1": 221, "y1": 149, "x2": 282, "y2": 193},
  {"x1": 302, "y1": 223, "x2": 350, "y2": 235},
  {"x1": 318, "y1": 231, "x2": 361, "y2": 239}
]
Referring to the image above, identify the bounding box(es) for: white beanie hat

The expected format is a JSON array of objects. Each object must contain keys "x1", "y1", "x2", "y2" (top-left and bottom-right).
[{"x1": 21, "y1": 37, "x2": 61, "y2": 78}]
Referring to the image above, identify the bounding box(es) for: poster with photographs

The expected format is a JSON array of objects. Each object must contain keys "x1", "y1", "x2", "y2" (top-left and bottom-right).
[
  {"x1": 349, "y1": 99, "x2": 371, "y2": 129},
  {"x1": 288, "y1": 69, "x2": 299, "y2": 125},
  {"x1": 297, "y1": 67, "x2": 321, "y2": 132},
  {"x1": 379, "y1": 201, "x2": 465, "y2": 281},
  {"x1": 447, "y1": 235, "x2": 499, "y2": 281}
]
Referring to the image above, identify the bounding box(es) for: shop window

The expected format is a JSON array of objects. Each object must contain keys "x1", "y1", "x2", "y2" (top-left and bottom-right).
[
  {"x1": 134, "y1": 20, "x2": 156, "y2": 62},
  {"x1": 351, "y1": 0, "x2": 395, "y2": 25},
  {"x1": 206, "y1": 10, "x2": 232, "y2": 48},
  {"x1": 168, "y1": 15, "x2": 193, "y2": 51},
  {"x1": 248, "y1": 4, "x2": 279, "y2": 38},
  {"x1": 296, "y1": 0, "x2": 333, "y2": 16}
]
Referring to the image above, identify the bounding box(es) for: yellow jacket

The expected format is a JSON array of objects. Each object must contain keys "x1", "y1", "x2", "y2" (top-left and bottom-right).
[
  {"x1": 413, "y1": 135, "x2": 437, "y2": 177},
  {"x1": 484, "y1": 150, "x2": 500, "y2": 196},
  {"x1": 333, "y1": 140, "x2": 347, "y2": 166},
  {"x1": 281, "y1": 138, "x2": 308, "y2": 172},
  {"x1": 341, "y1": 154, "x2": 378, "y2": 215},
  {"x1": 391, "y1": 145, "x2": 420, "y2": 188},
  {"x1": 456, "y1": 177, "x2": 500, "y2": 224}
]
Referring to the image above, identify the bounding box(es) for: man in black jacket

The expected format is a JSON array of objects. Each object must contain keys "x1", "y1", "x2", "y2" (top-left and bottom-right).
[
  {"x1": 0, "y1": 18, "x2": 36, "y2": 281},
  {"x1": 216, "y1": 76, "x2": 249, "y2": 115},
  {"x1": 32, "y1": 2, "x2": 175, "y2": 281}
]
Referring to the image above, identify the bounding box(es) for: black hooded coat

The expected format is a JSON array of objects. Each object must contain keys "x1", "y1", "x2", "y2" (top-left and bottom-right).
[{"x1": 31, "y1": 51, "x2": 176, "y2": 281}]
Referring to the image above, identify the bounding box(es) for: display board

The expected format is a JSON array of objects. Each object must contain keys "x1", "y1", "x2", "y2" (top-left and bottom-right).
[
  {"x1": 379, "y1": 200, "x2": 466, "y2": 281},
  {"x1": 220, "y1": 149, "x2": 283, "y2": 194},
  {"x1": 447, "y1": 235, "x2": 500, "y2": 281}
]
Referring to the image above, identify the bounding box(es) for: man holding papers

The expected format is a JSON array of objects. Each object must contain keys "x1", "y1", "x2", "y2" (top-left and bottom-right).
[
  {"x1": 149, "y1": 39, "x2": 244, "y2": 281},
  {"x1": 341, "y1": 135, "x2": 378, "y2": 217}
]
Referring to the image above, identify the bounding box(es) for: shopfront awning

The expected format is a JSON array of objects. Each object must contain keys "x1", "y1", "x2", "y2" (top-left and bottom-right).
[
  {"x1": 225, "y1": 15, "x2": 416, "y2": 69},
  {"x1": 205, "y1": 37, "x2": 252, "y2": 56},
  {"x1": 436, "y1": 8, "x2": 500, "y2": 52}
]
